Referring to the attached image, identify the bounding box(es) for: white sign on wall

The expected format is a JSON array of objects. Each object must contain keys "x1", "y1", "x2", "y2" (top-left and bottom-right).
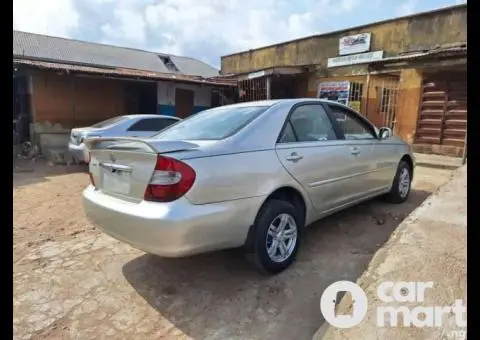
[
  {"x1": 247, "y1": 70, "x2": 266, "y2": 79},
  {"x1": 339, "y1": 33, "x2": 371, "y2": 55},
  {"x1": 327, "y1": 50, "x2": 384, "y2": 68}
]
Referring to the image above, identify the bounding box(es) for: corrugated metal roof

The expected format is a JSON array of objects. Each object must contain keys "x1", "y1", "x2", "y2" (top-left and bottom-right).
[
  {"x1": 13, "y1": 59, "x2": 236, "y2": 87},
  {"x1": 369, "y1": 44, "x2": 467, "y2": 64},
  {"x1": 13, "y1": 30, "x2": 219, "y2": 78}
]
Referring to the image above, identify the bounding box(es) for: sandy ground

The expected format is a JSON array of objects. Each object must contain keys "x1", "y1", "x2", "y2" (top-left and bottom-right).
[
  {"x1": 13, "y1": 163, "x2": 453, "y2": 340},
  {"x1": 317, "y1": 165, "x2": 466, "y2": 340}
]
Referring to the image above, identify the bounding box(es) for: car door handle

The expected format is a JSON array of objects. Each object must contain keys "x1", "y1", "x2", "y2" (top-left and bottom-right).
[
  {"x1": 285, "y1": 153, "x2": 303, "y2": 162},
  {"x1": 350, "y1": 147, "x2": 361, "y2": 155}
]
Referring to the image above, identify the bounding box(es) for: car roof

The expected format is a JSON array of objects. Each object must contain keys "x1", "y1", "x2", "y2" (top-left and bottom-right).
[
  {"x1": 215, "y1": 98, "x2": 354, "y2": 109},
  {"x1": 122, "y1": 114, "x2": 181, "y2": 120}
]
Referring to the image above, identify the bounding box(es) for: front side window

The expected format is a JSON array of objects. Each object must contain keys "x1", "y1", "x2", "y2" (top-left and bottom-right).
[
  {"x1": 152, "y1": 105, "x2": 268, "y2": 140},
  {"x1": 278, "y1": 104, "x2": 337, "y2": 143},
  {"x1": 328, "y1": 105, "x2": 376, "y2": 140}
]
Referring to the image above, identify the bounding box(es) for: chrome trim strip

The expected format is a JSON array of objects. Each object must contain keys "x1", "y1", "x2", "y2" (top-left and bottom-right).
[{"x1": 100, "y1": 163, "x2": 133, "y2": 173}]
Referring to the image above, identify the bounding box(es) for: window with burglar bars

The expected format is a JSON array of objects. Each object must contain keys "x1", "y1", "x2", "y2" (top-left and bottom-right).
[
  {"x1": 238, "y1": 78, "x2": 267, "y2": 102},
  {"x1": 348, "y1": 82, "x2": 364, "y2": 102},
  {"x1": 379, "y1": 84, "x2": 399, "y2": 129},
  {"x1": 347, "y1": 82, "x2": 364, "y2": 113}
]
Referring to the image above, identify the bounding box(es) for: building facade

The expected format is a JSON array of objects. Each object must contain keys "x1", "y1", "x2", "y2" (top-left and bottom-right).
[
  {"x1": 13, "y1": 31, "x2": 236, "y2": 160},
  {"x1": 221, "y1": 4, "x2": 467, "y2": 157}
]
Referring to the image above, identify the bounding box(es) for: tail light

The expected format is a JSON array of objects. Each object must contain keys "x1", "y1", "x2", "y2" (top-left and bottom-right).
[
  {"x1": 144, "y1": 155, "x2": 196, "y2": 202},
  {"x1": 88, "y1": 152, "x2": 96, "y2": 187}
]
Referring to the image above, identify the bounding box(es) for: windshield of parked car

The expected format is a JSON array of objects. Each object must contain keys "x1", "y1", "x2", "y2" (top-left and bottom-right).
[
  {"x1": 152, "y1": 106, "x2": 269, "y2": 140},
  {"x1": 91, "y1": 116, "x2": 127, "y2": 128}
]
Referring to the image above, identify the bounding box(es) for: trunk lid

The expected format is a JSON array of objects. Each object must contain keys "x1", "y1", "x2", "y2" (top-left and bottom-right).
[
  {"x1": 85, "y1": 137, "x2": 200, "y2": 202},
  {"x1": 70, "y1": 127, "x2": 103, "y2": 145}
]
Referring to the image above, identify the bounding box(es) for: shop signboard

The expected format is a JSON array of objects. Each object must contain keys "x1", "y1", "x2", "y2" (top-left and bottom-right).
[
  {"x1": 339, "y1": 33, "x2": 371, "y2": 55},
  {"x1": 327, "y1": 50, "x2": 384, "y2": 68},
  {"x1": 317, "y1": 81, "x2": 351, "y2": 106}
]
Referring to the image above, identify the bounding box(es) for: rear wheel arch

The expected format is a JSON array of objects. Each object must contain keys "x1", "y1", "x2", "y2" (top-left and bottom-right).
[{"x1": 244, "y1": 186, "x2": 306, "y2": 251}]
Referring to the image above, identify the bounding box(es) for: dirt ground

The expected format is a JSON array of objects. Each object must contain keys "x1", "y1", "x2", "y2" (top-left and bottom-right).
[
  {"x1": 13, "y1": 163, "x2": 453, "y2": 340},
  {"x1": 319, "y1": 165, "x2": 466, "y2": 340}
]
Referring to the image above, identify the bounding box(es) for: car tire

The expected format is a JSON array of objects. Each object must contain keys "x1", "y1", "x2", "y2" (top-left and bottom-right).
[
  {"x1": 385, "y1": 160, "x2": 412, "y2": 204},
  {"x1": 249, "y1": 199, "x2": 301, "y2": 275}
]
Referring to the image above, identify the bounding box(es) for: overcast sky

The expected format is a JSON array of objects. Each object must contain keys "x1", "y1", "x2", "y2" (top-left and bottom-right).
[{"x1": 13, "y1": 0, "x2": 466, "y2": 68}]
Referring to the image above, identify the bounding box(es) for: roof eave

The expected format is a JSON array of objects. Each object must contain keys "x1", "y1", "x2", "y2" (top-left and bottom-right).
[{"x1": 13, "y1": 58, "x2": 237, "y2": 87}]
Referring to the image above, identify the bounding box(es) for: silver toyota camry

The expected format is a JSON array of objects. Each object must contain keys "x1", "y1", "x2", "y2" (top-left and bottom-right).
[{"x1": 83, "y1": 99, "x2": 415, "y2": 274}]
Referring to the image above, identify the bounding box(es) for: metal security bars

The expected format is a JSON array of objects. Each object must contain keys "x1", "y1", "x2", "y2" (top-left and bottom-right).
[
  {"x1": 238, "y1": 77, "x2": 267, "y2": 102},
  {"x1": 377, "y1": 77, "x2": 400, "y2": 129}
]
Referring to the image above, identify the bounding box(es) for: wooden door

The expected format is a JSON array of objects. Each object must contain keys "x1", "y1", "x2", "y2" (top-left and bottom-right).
[
  {"x1": 175, "y1": 88, "x2": 194, "y2": 118},
  {"x1": 415, "y1": 72, "x2": 467, "y2": 149}
]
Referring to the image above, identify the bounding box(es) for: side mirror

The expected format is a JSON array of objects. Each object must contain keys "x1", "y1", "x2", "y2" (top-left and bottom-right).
[{"x1": 379, "y1": 127, "x2": 393, "y2": 140}]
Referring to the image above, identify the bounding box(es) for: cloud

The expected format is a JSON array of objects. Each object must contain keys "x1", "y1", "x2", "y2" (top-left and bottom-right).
[
  {"x1": 396, "y1": 0, "x2": 418, "y2": 16},
  {"x1": 11, "y1": 0, "x2": 366, "y2": 67},
  {"x1": 143, "y1": 0, "x2": 320, "y2": 56},
  {"x1": 101, "y1": 3, "x2": 147, "y2": 45},
  {"x1": 22, "y1": 0, "x2": 465, "y2": 69},
  {"x1": 13, "y1": 0, "x2": 79, "y2": 37}
]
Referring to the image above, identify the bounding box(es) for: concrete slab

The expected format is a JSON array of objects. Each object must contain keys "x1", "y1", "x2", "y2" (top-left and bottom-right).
[
  {"x1": 414, "y1": 153, "x2": 464, "y2": 170},
  {"x1": 314, "y1": 165, "x2": 467, "y2": 340}
]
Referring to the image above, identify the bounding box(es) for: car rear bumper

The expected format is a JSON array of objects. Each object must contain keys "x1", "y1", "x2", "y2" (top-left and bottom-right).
[
  {"x1": 68, "y1": 143, "x2": 87, "y2": 163},
  {"x1": 82, "y1": 185, "x2": 265, "y2": 257}
]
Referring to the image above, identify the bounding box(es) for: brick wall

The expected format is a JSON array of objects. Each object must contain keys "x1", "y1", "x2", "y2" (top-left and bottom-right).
[{"x1": 31, "y1": 70, "x2": 129, "y2": 129}]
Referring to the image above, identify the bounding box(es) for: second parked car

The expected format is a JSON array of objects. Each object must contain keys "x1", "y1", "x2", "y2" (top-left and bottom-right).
[{"x1": 68, "y1": 114, "x2": 181, "y2": 163}]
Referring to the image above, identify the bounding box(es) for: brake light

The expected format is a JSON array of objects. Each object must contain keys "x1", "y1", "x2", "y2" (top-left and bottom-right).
[
  {"x1": 88, "y1": 152, "x2": 95, "y2": 187},
  {"x1": 144, "y1": 155, "x2": 196, "y2": 202}
]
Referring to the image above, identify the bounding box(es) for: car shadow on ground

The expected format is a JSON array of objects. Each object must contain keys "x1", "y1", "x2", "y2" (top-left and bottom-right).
[
  {"x1": 122, "y1": 189, "x2": 431, "y2": 340},
  {"x1": 13, "y1": 160, "x2": 88, "y2": 188}
]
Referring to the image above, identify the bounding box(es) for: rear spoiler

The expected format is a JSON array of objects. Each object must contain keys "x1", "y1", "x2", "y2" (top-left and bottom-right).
[
  {"x1": 84, "y1": 137, "x2": 158, "y2": 153},
  {"x1": 84, "y1": 137, "x2": 199, "y2": 154}
]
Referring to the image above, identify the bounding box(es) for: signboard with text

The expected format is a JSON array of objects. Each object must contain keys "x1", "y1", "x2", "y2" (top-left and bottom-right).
[
  {"x1": 339, "y1": 33, "x2": 371, "y2": 55},
  {"x1": 327, "y1": 50, "x2": 384, "y2": 68},
  {"x1": 247, "y1": 70, "x2": 265, "y2": 79},
  {"x1": 317, "y1": 81, "x2": 350, "y2": 106}
]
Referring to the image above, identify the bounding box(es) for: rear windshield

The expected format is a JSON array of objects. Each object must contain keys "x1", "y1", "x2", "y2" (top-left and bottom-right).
[
  {"x1": 152, "y1": 106, "x2": 268, "y2": 140},
  {"x1": 91, "y1": 116, "x2": 127, "y2": 128}
]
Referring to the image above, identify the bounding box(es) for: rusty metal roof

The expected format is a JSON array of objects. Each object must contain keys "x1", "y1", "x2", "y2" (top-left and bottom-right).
[
  {"x1": 13, "y1": 58, "x2": 237, "y2": 87},
  {"x1": 13, "y1": 30, "x2": 220, "y2": 78},
  {"x1": 369, "y1": 44, "x2": 467, "y2": 64}
]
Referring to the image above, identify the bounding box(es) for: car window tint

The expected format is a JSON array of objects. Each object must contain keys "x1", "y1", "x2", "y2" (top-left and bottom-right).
[
  {"x1": 287, "y1": 105, "x2": 337, "y2": 142},
  {"x1": 329, "y1": 106, "x2": 375, "y2": 140},
  {"x1": 153, "y1": 106, "x2": 268, "y2": 140},
  {"x1": 91, "y1": 116, "x2": 127, "y2": 128},
  {"x1": 278, "y1": 122, "x2": 297, "y2": 143},
  {"x1": 128, "y1": 118, "x2": 176, "y2": 132},
  {"x1": 161, "y1": 118, "x2": 179, "y2": 129}
]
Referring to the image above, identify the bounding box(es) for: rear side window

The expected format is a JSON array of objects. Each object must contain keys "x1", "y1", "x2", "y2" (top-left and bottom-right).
[
  {"x1": 153, "y1": 106, "x2": 268, "y2": 140},
  {"x1": 91, "y1": 116, "x2": 126, "y2": 128},
  {"x1": 128, "y1": 118, "x2": 178, "y2": 132},
  {"x1": 278, "y1": 104, "x2": 337, "y2": 143}
]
